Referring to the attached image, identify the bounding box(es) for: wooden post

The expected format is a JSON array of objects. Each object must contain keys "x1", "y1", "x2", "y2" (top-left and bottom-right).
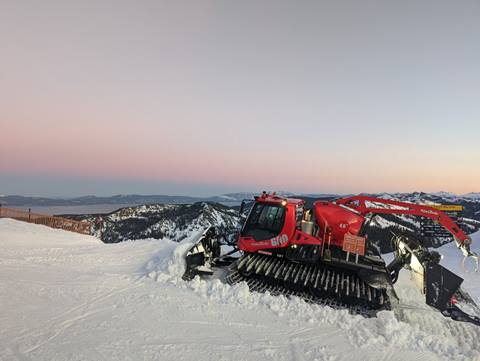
[
  {"x1": 0, "y1": 203, "x2": 2, "y2": 218},
  {"x1": 28, "y1": 208, "x2": 31, "y2": 222}
]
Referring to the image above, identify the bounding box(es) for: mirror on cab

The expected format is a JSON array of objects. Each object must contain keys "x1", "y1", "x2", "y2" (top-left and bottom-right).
[{"x1": 239, "y1": 200, "x2": 245, "y2": 215}]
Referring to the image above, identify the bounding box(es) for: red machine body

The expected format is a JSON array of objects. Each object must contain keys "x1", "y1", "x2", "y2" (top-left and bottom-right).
[{"x1": 237, "y1": 193, "x2": 469, "y2": 255}]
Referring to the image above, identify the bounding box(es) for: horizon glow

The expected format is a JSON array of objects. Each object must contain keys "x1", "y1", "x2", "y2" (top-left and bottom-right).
[{"x1": 1, "y1": 1, "x2": 480, "y2": 197}]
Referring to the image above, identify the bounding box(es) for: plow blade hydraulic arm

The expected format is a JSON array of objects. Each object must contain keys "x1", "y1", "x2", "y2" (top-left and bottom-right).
[
  {"x1": 182, "y1": 227, "x2": 239, "y2": 281},
  {"x1": 182, "y1": 227, "x2": 221, "y2": 281}
]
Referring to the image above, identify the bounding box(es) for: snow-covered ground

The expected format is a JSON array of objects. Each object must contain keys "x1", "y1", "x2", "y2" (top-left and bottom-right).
[{"x1": 1, "y1": 219, "x2": 480, "y2": 361}]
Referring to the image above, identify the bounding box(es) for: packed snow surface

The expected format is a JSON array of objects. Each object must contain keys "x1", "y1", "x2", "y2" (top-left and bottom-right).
[{"x1": 1, "y1": 219, "x2": 480, "y2": 361}]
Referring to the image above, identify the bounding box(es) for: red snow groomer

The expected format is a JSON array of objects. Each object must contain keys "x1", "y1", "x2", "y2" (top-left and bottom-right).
[{"x1": 183, "y1": 192, "x2": 480, "y2": 325}]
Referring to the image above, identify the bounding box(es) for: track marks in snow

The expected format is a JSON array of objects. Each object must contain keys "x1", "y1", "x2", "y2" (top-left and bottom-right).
[
  {"x1": 15, "y1": 283, "x2": 143, "y2": 354},
  {"x1": 2, "y1": 220, "x2": 480, "y2": 361}
]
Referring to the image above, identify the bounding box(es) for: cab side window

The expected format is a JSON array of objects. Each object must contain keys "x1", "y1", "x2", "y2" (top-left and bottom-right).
[{"x1": 296, "y1": 206, "x2": 304, "y2": 227}]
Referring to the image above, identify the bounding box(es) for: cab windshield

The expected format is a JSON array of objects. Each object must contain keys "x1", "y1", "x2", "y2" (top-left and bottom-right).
[{"x1": 242, "y1": 203, "x2": 286, "y2": 241}]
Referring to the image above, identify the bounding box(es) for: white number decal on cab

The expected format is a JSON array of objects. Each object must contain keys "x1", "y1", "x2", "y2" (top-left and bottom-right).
[{"x1": 271, "y1": 234, "x2": 289, "y2": 247}]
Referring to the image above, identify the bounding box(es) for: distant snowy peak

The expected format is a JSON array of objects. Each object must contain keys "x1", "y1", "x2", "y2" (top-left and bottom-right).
[
  {"x1": 463, "y1": 192, "x2": 480, "y2": 200},
  {"x1": 217, "y1": 195, "x2": 237, "y2": 201},
  {"x1": 74, "y1": 202, "x2": 242, "y2": 243},
  {"x1": 428, "y1": 191, "x2": 457, "y2": 199},
  {"x1": 370, "y1": 192, "x2": 480, "y2": 205}
]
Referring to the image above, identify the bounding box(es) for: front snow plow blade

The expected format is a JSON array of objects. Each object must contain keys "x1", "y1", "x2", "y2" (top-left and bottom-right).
[
  {"x1": 425, "y1": 262, "x2": 463, "y2": 310},
  {"x1": 425, "y1": 263, "x2": 480, "y2": 326},
  {"x1": 182, "y1": 227, "x2": 221, "y2": 281},
  {"x1": 405, "y1": 244, "x2": 464, "y2": 311}
]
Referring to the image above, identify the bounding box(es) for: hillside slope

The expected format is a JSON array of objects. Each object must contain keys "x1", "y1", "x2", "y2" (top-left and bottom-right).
[
  {"x1": 72, "y1": 202, "x2": 242, "y2": 243},
  {"x1": 1, "y1": 219, "x2": 480, "y2": 361}
]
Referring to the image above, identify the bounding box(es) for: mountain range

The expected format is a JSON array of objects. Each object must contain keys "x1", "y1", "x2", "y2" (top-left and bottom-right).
[
  {"x1": 62, "y1": 192, "x2": 480, "y2": 255},
  {"x1": 2, "y1": 191, "x2": 480, "y2": 207}
]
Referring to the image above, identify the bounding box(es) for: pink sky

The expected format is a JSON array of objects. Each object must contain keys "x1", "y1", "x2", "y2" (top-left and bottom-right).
[{"x1": 1, "y1": 1, "x2": 479, "y2": 196}]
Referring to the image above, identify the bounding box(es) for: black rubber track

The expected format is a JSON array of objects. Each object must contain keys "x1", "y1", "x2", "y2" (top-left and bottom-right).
[{"x1": 226, "y1": 253, "x2": 391, "y2": 316}]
